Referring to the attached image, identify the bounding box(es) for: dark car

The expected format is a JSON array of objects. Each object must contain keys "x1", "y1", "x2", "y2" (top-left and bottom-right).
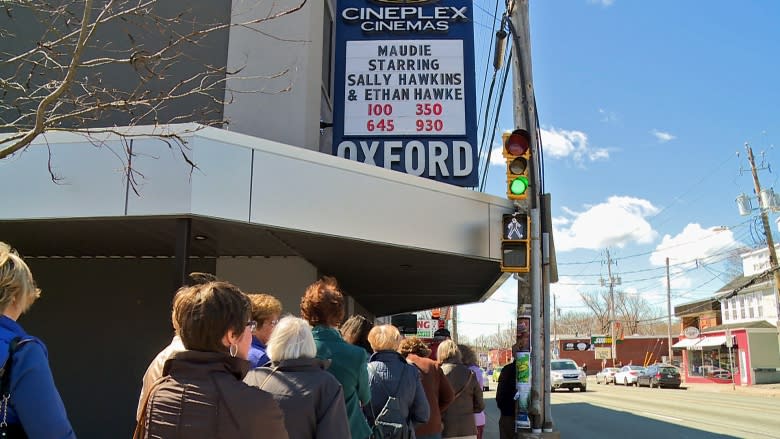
[{"x1": 637, "y1": 364, "x2": 681, "y2": 389}]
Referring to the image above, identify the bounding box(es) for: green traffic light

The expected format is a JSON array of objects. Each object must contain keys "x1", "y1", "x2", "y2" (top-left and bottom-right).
[{"x1": 510, "y1": 176, "x2": 529, "y2": 195}]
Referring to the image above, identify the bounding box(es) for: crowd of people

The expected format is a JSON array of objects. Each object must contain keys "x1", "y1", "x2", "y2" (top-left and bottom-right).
[{"x1": 0, "y1": 241, "x2": 498, "y2": 439}]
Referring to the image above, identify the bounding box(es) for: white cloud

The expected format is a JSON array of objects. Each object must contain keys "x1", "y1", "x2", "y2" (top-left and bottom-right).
[
  {"x1": 489, "y1": 144, "x2": 504, "y2": 166},
  {"x1": 652, "y1": 129, "x2": 676, "y2": 143},
  {"x1": 541, "y1": 127, "x2": 610, "y2": 164},
  {"x1": 649, "y1": 223, "x2": 741, "y2": 267},
  {"x1": 588, "y1": 0, "x2": 615, "y2": 6},
  {"x1": 554, "y1": 196, "x2": 659, "y2": 252},
  {"x1": 458, "y1": 279, "x2": 517, "y2": 338}
]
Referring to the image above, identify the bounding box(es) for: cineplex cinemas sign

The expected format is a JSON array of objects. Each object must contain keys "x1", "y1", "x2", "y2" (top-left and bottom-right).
[{"x1": 333, "y1": 0, "x2": 479, "y2": 187}]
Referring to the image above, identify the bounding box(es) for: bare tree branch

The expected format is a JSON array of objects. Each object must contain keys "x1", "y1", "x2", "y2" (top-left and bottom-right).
[{"x1": 0, "y1": 0, "x2": 307, "y2": 176}]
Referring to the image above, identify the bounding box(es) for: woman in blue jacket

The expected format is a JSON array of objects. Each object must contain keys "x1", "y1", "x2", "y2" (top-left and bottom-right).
[{"x1": 0, "y1": 242, "x2": 76, "y2": 438}]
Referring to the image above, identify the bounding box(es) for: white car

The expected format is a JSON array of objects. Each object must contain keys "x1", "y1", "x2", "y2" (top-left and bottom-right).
[
  {"x1": 550, "y1": 359, "x2": 587, "y2": 392},
  {"x1": 614, "y1": 365, "x2": 645, "y2": 386}
]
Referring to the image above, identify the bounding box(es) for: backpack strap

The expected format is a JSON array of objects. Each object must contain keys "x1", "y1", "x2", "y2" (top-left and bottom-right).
[
  {"x1": 452, "y1": 370, "x2": 474, "y2": 402},
  {"x1": 0, "y1": 337, "x2": 33, "y2": 429}
]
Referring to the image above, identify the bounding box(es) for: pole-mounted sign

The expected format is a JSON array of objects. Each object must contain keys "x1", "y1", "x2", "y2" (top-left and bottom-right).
[{"x1": 333, "y1": 0, "x2": 479, "y2": 187}]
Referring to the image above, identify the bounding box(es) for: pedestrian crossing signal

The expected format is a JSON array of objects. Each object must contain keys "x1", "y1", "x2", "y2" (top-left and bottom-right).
[
  {"x1": 501, "y1": 213, "x2": 530, "y2": 273},
  {"x1": 502, "y1": 129, "x2": 531, "y2": 200}
]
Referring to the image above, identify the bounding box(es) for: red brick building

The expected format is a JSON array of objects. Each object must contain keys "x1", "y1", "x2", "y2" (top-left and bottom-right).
[{"x1": 555, "y1": 335, "x2": 679, "y2": 374}]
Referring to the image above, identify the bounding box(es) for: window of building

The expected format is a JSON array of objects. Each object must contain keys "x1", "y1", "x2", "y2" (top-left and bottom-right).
[
  {"x1": 757, "y1": 293, "x2": 764, "y2": 318},
  {"x1": 739, "y1": 296, "x2": 746, "y2": 319},
  {"x1": 748, "y1": 294, "x2": 755, "y2": 318}
]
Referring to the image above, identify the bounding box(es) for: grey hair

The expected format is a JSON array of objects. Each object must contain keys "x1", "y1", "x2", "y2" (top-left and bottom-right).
[{"x1": 267, "y1": 315, "x2": 317, "y2": 362}]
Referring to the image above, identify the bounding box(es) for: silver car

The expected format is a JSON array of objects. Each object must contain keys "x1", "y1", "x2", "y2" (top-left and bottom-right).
[{"x1": 550, "y1": 359, "x2": 587, "y2": 392}]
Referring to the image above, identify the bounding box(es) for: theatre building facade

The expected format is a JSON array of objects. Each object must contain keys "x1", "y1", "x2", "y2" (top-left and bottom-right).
[{"x1": 0, "y1": 1, "x2": 511, "y2": 437}]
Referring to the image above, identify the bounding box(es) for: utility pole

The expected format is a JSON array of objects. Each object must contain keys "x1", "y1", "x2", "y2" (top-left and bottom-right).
[
  {"x1": 744, "y1": 143, "x2": 780, "y2": 356},
  {"x1": 602, "y1": 250, "x2": 620, "y2": 366},
  {"x1": 507, "y1": 0, "x2": 550, "y2": 434},
  {"x1": 666, "y1": 257, "x2": 673, "y2": 364},
  {"x1": 452, "y1": 305, "x2": 459, "y2": 344}
]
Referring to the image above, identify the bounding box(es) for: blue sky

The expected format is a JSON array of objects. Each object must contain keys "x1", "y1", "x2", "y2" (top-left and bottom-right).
[{"x1": 458, "y1": 0, "x2": 780, "y2": 338}]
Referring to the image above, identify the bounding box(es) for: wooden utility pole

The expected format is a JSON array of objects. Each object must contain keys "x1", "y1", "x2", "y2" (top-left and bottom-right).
[
  {"x1": 745, "y1": 143, "x2": 780, "y2": 356},
  {"x1": 606, "y1": 249, "x2": 617, "y2": 366},
  {"x1": 508, "y1": 0, "x2": 549, "y2": 433},
  {"x1": 666, "y1": 257, "x2": 673, "y2": 364}
]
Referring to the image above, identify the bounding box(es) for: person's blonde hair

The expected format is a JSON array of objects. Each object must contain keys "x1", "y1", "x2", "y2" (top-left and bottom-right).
[
  {"x1": 267, "y1": 316, "x2": 317, "y2": 362},
  {"x1": 0, "y1": 242, "x2": 40, "y2": 314},
  {"x1": 437, "y1": 339, "x2": 462, "y2": 363},
  {"x1": 368, "y1": 324, "x2": 402, "y2": 352},
  {"x1": 247, "y1": 293, "x2": 282, "y2": 325}
]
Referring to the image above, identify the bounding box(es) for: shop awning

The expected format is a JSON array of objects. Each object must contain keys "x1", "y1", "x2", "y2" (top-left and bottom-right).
[
  {"x1": 672, "y1": 338, "x2": 701, "y2": 349},
  {"x1": 696, "y1": 336, "x2": 727, "y2": 347}
]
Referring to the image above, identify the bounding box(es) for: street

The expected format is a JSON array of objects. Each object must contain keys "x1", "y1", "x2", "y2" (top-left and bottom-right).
[{"x1": 480, "y1": 379, "x2": 780, "y2": 439}]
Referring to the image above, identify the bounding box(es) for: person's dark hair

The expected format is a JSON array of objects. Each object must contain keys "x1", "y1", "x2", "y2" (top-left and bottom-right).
[
  {"x1": 174, "y1": 281, "x2": 250, "y2": 353},
  {"x1": 341, "y1": 314, "x2": 374, "y2": 354},
  {"x1": 185, "y1": 272, "x2": 218, "y2": 286},
  {"x1": 459, "y1": 344, "x2": 478, "y2": 367},
  {"x1": 300, "y1": 276, "x2": 345, "y2": 327}
]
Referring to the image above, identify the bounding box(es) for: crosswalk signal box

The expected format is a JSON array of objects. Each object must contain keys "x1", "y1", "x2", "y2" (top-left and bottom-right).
[{"x1": 501, "y1": 213, "x2": 530, "y2": 273}]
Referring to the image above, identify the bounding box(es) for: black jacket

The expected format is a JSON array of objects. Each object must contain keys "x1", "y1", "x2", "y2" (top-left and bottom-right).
[{"x1": 495, "y1": 361, "x2": 516, "y2": 417}]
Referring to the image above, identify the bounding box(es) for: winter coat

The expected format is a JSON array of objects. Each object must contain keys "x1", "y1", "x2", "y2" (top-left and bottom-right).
[
  {"x1": 0, "y1": 316, "x2": 75, "y2": 439},
  {"x1": 495, "y1": 361, "x2": 516, "y2": 417},
  {"x1": 243, "y1": 357, "x2": 350, "y2": 439},
  {"x1": 366, "y1": 351, "x2": 431, "y2": 438},
  {"x1": 467, "y1": 365, "x2": 486, "y2": 427},
  {"x1": 312, "y1": 325, "x2": 372, "y2": 439},
  {"x1": 405, "y1": 353, "x2": 454, "y2": 437},
  {"x1": 440, "y1": 361, "x2": 484, "y2": 438},
  {"x1": 136, "y1": 335, "x2": 185, "y2": 421},
  {"x1": 140, "y1": 350, "x2": 288, "y2": 439},
  {"x1": 247, "y1": 337, "x2": 270, "y2": 368}
]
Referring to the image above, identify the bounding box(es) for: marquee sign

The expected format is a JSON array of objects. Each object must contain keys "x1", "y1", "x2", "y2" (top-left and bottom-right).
[{"x1": 333, "y1": 0, "x2": 479, "y2": 187}]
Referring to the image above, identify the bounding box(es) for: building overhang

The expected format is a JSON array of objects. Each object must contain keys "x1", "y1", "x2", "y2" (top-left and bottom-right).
[{"x1": 0, "y1": 124, "x2": 514, "y2": 315}]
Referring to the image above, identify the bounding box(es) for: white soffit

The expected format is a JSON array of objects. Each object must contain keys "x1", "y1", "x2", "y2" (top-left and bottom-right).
[{"x1": 1, "y1": 124, "x2": 514, "y2": 260}]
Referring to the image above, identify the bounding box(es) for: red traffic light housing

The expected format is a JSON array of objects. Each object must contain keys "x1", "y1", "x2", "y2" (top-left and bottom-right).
[{"x1": 502, "y1": 129, "x2": 532, "y2": 200}]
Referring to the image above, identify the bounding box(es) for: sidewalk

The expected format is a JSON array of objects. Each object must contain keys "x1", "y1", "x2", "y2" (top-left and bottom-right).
[{"x1": 682, "y1": 381, "x2": 780, "y2": 397}]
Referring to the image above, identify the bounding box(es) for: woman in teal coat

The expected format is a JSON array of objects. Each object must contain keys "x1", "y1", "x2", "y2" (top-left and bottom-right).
[{"x1": 301, "y1": 277, "x2": 372, "y2": 439}]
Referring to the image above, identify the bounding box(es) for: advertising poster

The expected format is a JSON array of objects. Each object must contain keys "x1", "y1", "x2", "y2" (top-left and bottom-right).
[{"x1": 515, "y1": 316, "x2": 531, "y2": 430}]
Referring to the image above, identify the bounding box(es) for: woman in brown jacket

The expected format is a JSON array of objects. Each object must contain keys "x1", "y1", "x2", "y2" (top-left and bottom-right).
[
  {"x1": 437, "y1": 340, "x2": 484, "y2": 439},
  {"x1": 399, "y1": 337, "x2": 455, "y2": 439},
  {"x1": 136, "y1": 281, "x2": 289, "y2": 439}
]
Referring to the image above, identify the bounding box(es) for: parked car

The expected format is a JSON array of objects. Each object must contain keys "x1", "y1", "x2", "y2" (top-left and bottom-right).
[
  {"x1": 637, "y1": 364, "x2": 681, "y2": 389},
  {"x1": 708, "y1": 368, "x2": 733, "y2": 380},
  {"x1": 595, "y1": 367, "x2": 620, "y2": 384},
  {"x1": 492, "y1": 365, "x2": 504, "y2": 383},
  {"x1": 614, "y1": 365, "x2": 645, "y2": 386},
  {"x1": 550, "y1": 359, "x2": 587, "y2": 392}
]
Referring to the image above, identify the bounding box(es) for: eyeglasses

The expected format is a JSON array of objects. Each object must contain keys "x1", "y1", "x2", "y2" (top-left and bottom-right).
[
  {"x1": 269, "y1": 319, "x2": 279, "y2": 327},
  {"x1": 246, "y1": 320, "x2": 258, "y2": 332}
]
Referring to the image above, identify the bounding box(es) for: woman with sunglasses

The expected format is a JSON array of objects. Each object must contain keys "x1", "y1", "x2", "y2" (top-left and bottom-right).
[{"x1": 136, "y1": 281, "x2": 288, "y2": 439}]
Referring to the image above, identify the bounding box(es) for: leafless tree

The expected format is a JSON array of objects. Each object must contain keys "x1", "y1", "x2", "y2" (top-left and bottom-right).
[
  {"x1": 555, "y1": 310, "x2": 598, "y2": 336},
  {"x1": 579, "y1": 290, "x2": 611, "y2": 333},
  {"x1": 1, "y1": 0, "x2": 306, "y2": 180}
]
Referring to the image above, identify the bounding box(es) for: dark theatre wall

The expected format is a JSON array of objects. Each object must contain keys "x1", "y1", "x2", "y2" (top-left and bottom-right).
[{"x1": 23, "y1": 258, "x2": 215, "y2": 438}]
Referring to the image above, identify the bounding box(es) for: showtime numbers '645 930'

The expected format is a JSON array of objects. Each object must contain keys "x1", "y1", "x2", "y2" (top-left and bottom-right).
[{"x1": 343, "y1": 40, "x2": 466, "y2": 136}]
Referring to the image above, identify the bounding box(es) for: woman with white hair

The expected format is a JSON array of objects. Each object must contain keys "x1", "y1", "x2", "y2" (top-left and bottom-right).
[{"x1": 244, "y1": 316, "x2": 350, "y2": 439}]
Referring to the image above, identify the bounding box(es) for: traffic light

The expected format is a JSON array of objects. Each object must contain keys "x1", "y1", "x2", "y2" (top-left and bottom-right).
[
  {"x1": 502, "y1": 129, "x2": 531, "y2": 200},
  {"x1": 501, "y1": 213, "x2": 530, "y2": 273}
]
